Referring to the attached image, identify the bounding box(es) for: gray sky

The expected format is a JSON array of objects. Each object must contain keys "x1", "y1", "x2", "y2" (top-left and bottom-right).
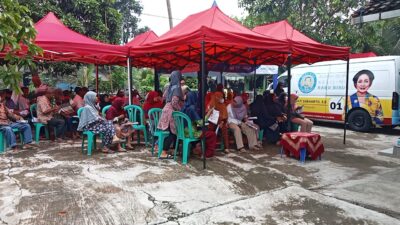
[{"x1": 138, "y1": 0, "x2": 246, "y2": 37}]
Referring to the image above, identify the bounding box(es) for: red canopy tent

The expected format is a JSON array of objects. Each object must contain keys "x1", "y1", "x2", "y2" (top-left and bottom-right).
[
  {"x1": 252, "y1": 20, "x2": 350, "y2": 64},
  {"x1": 129, "y1": 6, "x2": 290, "y2": 70},
  {"x1": 125, "y1": 30, "x2": 159, "y2": 47},
  {"x1": 253, "y1": 20, "x2": 352, "y2": 144},
  {"x1": 33, "y1": 12, "x2": 128, "y2": 64},
  {"x1": 350, "y1": 52, "x2": 377, "y2": 59},
  {"x1": 1, "y1": 12, "x2": 128, "y2": 65}
]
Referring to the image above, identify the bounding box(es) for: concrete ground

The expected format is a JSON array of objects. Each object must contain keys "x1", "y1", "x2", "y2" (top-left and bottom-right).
[{"x1": 0, "y1": 124, "x2": 399, "y2": 225}]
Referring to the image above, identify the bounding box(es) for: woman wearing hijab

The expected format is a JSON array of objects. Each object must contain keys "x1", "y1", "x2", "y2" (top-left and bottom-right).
[
  {"x1": 227, "y1": 96, "x2": 261, "y2": 152},
  {"x1": 181, "y1": 91, "x2": 201, "y2": 122},
  {"x1": 181, "y1": 91, "x2": 217, "y2": 158},
  {"x1": 78, "y1": 91, "x2": 124, "y2": 153},
  {"x1": 274, "y1": 82, "x2": 285, "y2": 97},
  {"x1": 226, "y1": 89, "x2": 234, "y2": 105},
  {"x1": 99, "y1": 94, "x2": 111, "y2": 111},
  {"x1": 106, "y1": 97, "x2": 133, "y2": 150},
  {"x1": 207, "y1": 92, "x2": 231, "y2": 153},
  {"x1": 157, "y1": 71, "x2": 184, "y2": 159},
  {"x1": 290, "y1": 93, "x2": 313, "y2": 132},
  {"x1": 143, "y1": 90, "x2": 164, "y2": 118},
  {"x1": 250, "y1": 95, "x2": 280, "y2": 144}
]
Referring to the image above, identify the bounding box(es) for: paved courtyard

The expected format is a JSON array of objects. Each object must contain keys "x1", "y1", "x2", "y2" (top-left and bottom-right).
[{"x1": 0, "y1": 124, "x2": 399, "y2": 225}]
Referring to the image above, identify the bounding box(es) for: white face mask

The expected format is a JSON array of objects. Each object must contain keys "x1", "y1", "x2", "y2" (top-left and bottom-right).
[{"x1": 219, "y1": 99, "x2": 224, "y2": 104}]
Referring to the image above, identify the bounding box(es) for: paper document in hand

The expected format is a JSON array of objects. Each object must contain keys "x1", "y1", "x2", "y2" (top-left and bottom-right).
[
  {"x1": 208, "y1": 109, "x2": 220, "y2": 125},
  {"x1": 245, "y1": 120, "x2": 259, "y2": 131}
]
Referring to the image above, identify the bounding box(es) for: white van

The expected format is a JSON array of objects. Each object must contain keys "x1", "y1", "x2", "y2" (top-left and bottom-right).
[{"x1": 275, "y1": 56, "x2": 400, "y2": 131}]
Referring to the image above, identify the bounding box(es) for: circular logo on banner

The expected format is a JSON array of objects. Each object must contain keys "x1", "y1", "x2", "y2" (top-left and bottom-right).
[{"x1": 298, "y1": 72, "x2": 317, "y2": 93}]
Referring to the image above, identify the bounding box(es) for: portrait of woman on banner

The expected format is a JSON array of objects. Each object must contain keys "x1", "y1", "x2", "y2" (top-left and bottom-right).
[{"x1": 348, "y1": 70, "x2": 383, "y2": 125}]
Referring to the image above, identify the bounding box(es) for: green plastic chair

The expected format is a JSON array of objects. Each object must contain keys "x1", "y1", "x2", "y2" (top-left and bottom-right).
[
  {"x1": 258, "y1": 129, "x2": 264, "y2": 142},
  {"x1": 77, "y1": 107, "x2": 98, "y2": 156},
  {"x1": 148, "y1": 108, "x2": 170, "y2": 156},
  {"x1": 291, "y1": 123, "x2": 300, "y2": 132},
  {"x1": 30, "y1": 104, "x2": 50, "y2": 143},
  {"x1": 172, "y1": 111, "x2": 201, "y2": 164},
  {"x1": 102, "y1": 105, "x2": 111, "y2": 118},
  {"x1": 0, "y1": 128, "x2": 25, "y2": 153},
  {"x1": 124, "y1": 105, "x2": 148, "y2": 146}
]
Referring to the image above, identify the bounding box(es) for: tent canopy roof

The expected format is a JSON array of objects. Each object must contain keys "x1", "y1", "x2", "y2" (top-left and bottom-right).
[
  {"x1": 130, "y1": 6, "x2": 291, "y2": 70},
  {"x1": 34, "y1": 12, "x2": 127, "y2": 64},
  {"x1": 125, "y1": 30, "x2": 159, "y2": 47},
  {"x1": 253, "y1": 20, "x2": 350, "y2": 64}
]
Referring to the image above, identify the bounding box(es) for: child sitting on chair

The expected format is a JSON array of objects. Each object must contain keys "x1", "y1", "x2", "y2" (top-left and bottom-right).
[{"x1": 106, "y1": 97, "x2": 134, "y2": 150}]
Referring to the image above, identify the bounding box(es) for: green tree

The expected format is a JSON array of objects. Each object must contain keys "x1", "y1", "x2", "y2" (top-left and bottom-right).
[
  {"x1": 238, "y1": 0, "x2": 400, "y2": 55},
  {"x1": 18, "y1": 0, "x2": 143, "y2": 44},
  {"x1": 77, "y1": 64, "x2": 95, "y2": 88},
  {"x1": 0, "y1": 0, "x2": 42, "y2": 92}
]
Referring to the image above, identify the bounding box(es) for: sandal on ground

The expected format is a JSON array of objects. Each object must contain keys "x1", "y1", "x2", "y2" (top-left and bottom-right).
[
  {"x1": 255, "y1": 144, "x2": 262, "y2": 149},
  {"x1": 238, "y1": 148, "x2": 246, "y2": 153},
  {"x1": 223, "y1": 149, "x2": 230, "y2": 154},
  {"x1": 117, "y1": 147, "x2": 127, "y2": 152},
  {"x1": 101, "y1": 147, "x2": 115, "y2": 154},
  {"x1": 159, "y1": 154, "x2": 174, "y2": 159},
  {"x1": 125, "y1": 145, "x2": 135, "y2": 150},
  {"x1": 112, "y1": 135, "x2": 122, "y2": 143},
  {"x1": 23, "y1": 144, "x2": 39, "y2": 149}
]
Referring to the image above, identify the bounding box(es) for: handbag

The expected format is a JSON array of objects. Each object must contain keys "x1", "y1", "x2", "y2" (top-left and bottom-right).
[{"x1": 269, "y1": 122, "x2": 279, "y2": 131}]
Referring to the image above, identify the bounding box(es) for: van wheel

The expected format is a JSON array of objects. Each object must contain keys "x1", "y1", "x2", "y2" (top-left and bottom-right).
[{"x1": 348, "y1": 110, "x2": 372, "y2": 132}]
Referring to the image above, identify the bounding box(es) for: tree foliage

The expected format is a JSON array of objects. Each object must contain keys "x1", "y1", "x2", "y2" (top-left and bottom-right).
[
  {"x1": 0, "y1": 0, "x2": 42, "y2": 92},
  {"x1": 18, "y1": 0, "x2": 143, "y2": 44},
  {"x1": 239, "y1": 0, "x2": 400, "y2": 55}
]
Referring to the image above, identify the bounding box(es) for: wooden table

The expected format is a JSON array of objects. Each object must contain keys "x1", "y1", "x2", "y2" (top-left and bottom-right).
[{"x1": 280, "y1": 132, "x2": 324, "y2": 162}]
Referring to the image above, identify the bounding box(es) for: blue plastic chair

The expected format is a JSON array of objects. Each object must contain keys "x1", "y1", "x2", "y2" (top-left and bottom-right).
[
  {"x1": 30, "y1": 104, "x2": 50, "y2": 143},
  {"x1": 172, "y1": 111, "x2": 202, "y2": 165},
  {"x1": 102, "y1": 105, "x2": 111, "y2": 118},
  {"x1": 148, "y1": 108, "x2": 170, "y2": 156},
  {"x1": 124, "y1": 105, "x2": 148, "y2": 146},
  {"x1": 77, "y1": 107, "x2": 98, "y2": 156}
]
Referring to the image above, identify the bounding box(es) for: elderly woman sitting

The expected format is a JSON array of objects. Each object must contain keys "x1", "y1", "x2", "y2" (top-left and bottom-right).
[
  {"x1": 77, "y1": 91, "x2": 124, "y2": 153},
  {"x1": 227, "y1": 96, "x2": 261, "y2": 152}
]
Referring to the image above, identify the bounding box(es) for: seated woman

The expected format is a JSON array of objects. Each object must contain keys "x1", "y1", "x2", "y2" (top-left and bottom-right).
[
  {"x1": 207, "y1": 92, "x2": 231, "y2": 153},
  {"x1": 143, "y1": 90, "x2": 164, "y2": 118},
  {"x1": 250, "y1": 95, "x2": 280, "y2": 144},
  {"x1": 158, "y1": 71, "x2": 184, "y2": 159},
  {"x1": 264, "y1": 92, "x2": 289, "y2": 132},
  {"x1": 77, "y1": 91, "x2": 124, "y2": 153},
  {"x1": 227, "y1": 96, "x2": 261, "y2": 152},
  {"x1": 105, "y1": 97, "x2": 133, "y2": 150},
  {"x1": 290, "y1": 93, "x2": 313, "y2": 132},
  {"x1": 99, "y1": 94, "x2": 111, "y2": 111},
  {"x1": 182, "y1": 91, "x2": 217, "y2": 158}
]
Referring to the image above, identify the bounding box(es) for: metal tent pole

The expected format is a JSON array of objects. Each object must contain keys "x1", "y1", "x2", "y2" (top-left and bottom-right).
[
  {"x1": 154, "y1": 67, "x2": 160, "y2": 91},
  {"x1": 201, "y1": 41, "x2": 206, "y2": 170},
  {"x1": 127, "y1": 57, "x2": 132, "y2": 105},
  {"x1": 96, "y1": 64, "x2": 99, "y2": 94},
  {"x1": 286, "y1": 54, "x2": 292, "y2": 130},
  {"x1": 253, "y1": 59, "x2": 257, "y2": 98},
  {"x1": 343, "y1": 58, "x2": 350, "y2": 144}
]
